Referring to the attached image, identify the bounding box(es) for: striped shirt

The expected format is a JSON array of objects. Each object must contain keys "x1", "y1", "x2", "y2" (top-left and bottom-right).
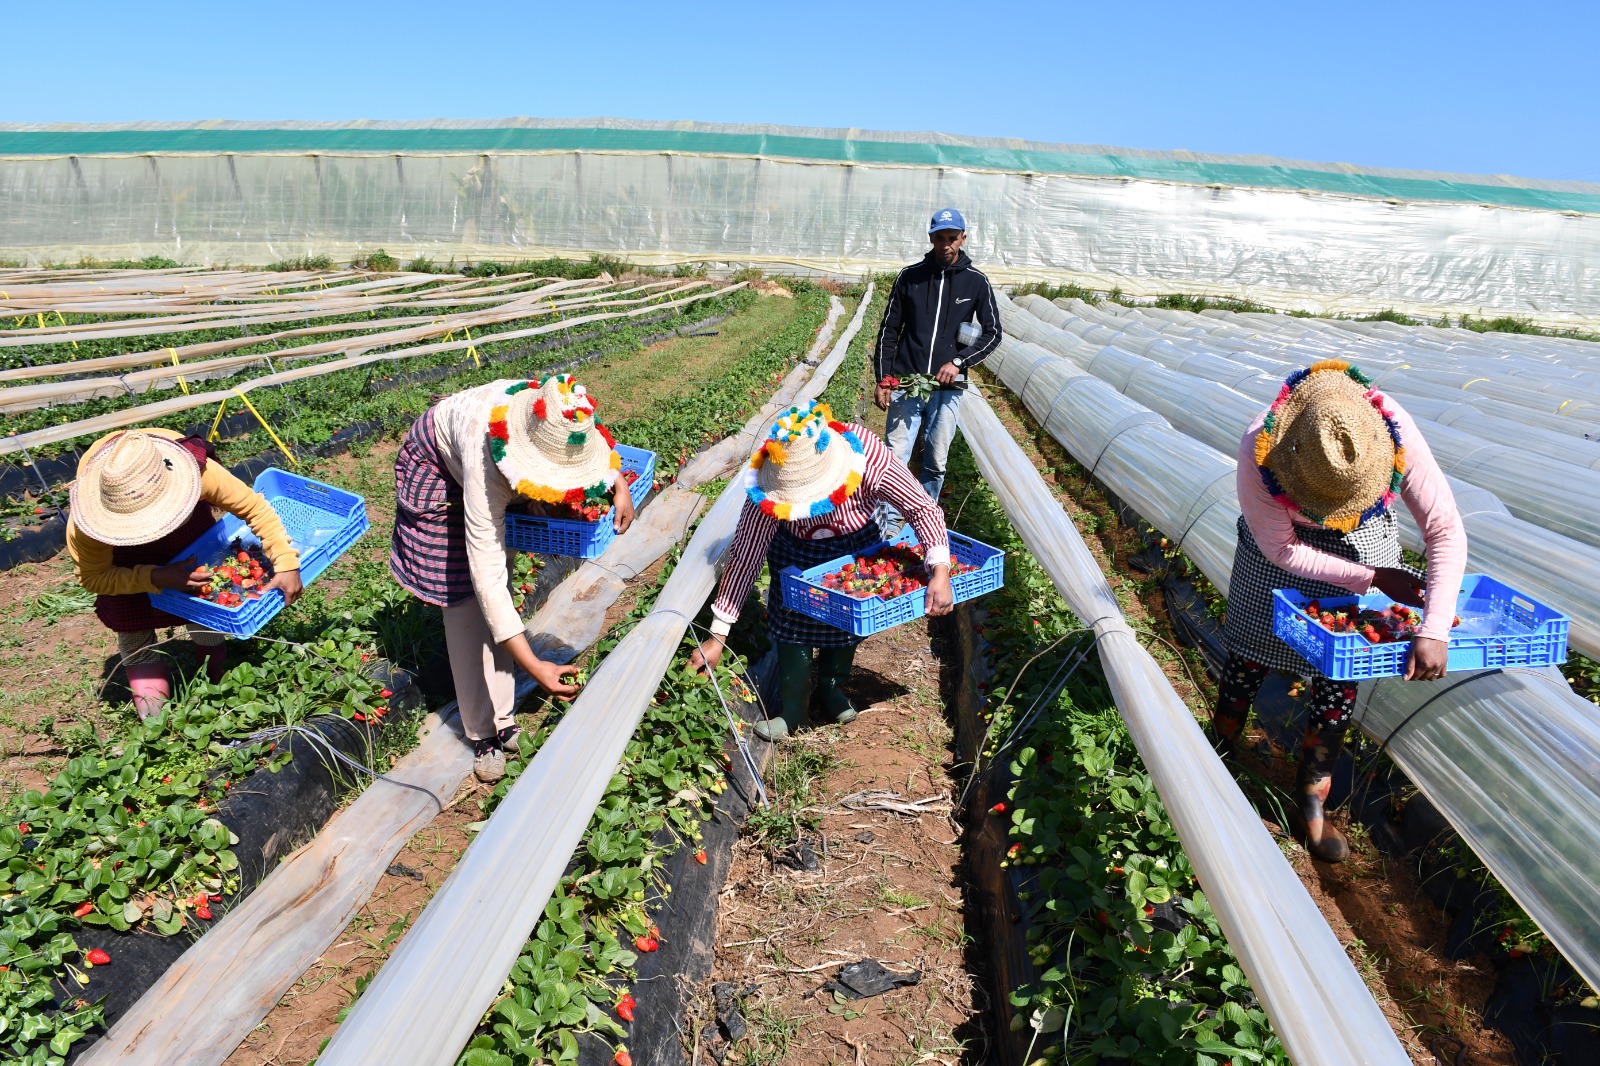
[{"x1": 711, "y1": 425, "x2": 951, "y2": 626}]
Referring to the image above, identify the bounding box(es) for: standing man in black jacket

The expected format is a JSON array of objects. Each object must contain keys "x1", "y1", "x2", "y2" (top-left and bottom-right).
[{"x1": 873, "y1": 208, "x2": 1002, "y2": 530}]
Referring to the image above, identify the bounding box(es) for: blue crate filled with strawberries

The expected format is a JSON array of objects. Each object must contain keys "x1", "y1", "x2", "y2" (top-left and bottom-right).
[
  {"x1": 1271, "y1": 573, "x2": 1569, "y2": 681},
  {"x1": 149, "y1": 468, "x2": 370, "y2": 638},
  {"x1": 780, "y1": 528, "x2": 1005, "y2": 638},
  {"x1": 503, "y1": 445, "x2": 655, "y2": 559}
]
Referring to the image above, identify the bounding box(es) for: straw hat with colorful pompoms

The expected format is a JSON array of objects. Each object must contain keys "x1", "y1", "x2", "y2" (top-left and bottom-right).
[
  {"x1": 743, "y1": 401, "x2": 867, "y2": 520},
  {"x1": 1255, "y1": 360, "x2": 1406, "y2": 533},
  {"x1": 488, "y1": 374, "x2": 620, "y2": 507}
]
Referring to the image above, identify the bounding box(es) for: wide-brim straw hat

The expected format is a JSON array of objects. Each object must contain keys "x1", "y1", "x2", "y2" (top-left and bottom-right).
[
  {"x1": 69, "y1": 430, "x2": 204, "y2": 546},
  {"x1": 743, "y1": 401, "x2": 867, "y2": 520},
  {"x1": 1254, "y1": 360, "x2": 1405, "y2": 533},
  {"x1": 489, "y1": 374, "x2": 620, "y2": 505}
]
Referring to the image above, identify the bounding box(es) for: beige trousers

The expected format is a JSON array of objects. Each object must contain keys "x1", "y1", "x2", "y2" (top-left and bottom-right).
[{"x1": 442, "y1": 599, "x2": 516, "y2": 742}]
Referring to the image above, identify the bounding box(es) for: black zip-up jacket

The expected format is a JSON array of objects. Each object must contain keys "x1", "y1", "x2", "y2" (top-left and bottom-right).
[{"x1": 873, "y1": 250, "x2": 1002, "y2": 390}]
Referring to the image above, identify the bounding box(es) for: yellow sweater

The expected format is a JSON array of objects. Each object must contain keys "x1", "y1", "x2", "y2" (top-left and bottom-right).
[{"x1": 67, "y1": 429, "x2": 301, "y2": 597}]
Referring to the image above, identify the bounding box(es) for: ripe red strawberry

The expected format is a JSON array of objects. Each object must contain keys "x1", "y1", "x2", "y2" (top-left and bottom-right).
[
  {"x1": 615, "y1": 1051, "x2": 633, "y2": 1066},
  {"x1": 695, "y1": 849, "x2": 707, "y2": 864},
  {"x1": 990, "y1": 802, "x2": 1007, "y2": 814},
  {"x1": 86, "y1": 949, "x2": 111, "y2": 966},
  {"x1": 17, "y1": 823, "x2": 28, "y2": 835},
  {"x1": 634, "y1": 935, "x2": 658, "y2": 952},
  {"x1": 379, "y1": 688, "x2": 393, "y2": 699},
  {"x1": 196, "y1": 906, "x2": 213, "y2": 920},
  {"x1": 616, "y1": 993, "x2": 636, "y2": 1021},
  {"x1": 74, "y1": 902, "x2": 94, "y2": 918}
]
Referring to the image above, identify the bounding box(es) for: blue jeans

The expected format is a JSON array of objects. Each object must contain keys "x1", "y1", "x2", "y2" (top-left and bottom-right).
[{"x1": 880, "y1": 388, "x2": 962, "y2": 528}]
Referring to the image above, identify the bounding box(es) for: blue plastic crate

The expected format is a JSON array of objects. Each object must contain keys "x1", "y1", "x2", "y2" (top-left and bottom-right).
[
  {"x1": 1271, "y1": 573, "x2": 1569, "y2": 681},
  {"x1": 149, "y1": 468, "x2": 370, "y2": 638},
  {"x1": 780, "y1": 528, "x2": 1005, "y2": 638},
  {"x1": 503, "y1": 446, "x2": 656, "y2": 559}
]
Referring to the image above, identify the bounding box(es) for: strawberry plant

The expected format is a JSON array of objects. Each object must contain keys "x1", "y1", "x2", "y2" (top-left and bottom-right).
[
  {"x1": 0, "y1": 603, "x2": 394, "y2": 1062},
  {"x1": 948, "y1": 441, "x2": 1288, "y2": 1065},
  {"x1": 816, "y1": 277, "x2": 890, "y2": 420},
  {"x1": 454, "y1": 559, "x2": 752, "y2": 1065}
]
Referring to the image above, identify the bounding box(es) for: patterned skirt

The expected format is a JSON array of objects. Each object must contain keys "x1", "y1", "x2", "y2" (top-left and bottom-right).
[
  {"x1": 390, "y1": 408, "x2": 476, "y2": 608},
  {"x1": 1223, "y1": 512, "x2": 1420, "y2": 674},
  {"x1": 766, "y1": 521, "x2": 884, "y2": 649}
]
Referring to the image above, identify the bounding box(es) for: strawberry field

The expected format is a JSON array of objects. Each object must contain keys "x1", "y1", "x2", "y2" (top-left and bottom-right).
[{"x1": 3, "y1": 259, "x2": 1598, "y2": 1066}]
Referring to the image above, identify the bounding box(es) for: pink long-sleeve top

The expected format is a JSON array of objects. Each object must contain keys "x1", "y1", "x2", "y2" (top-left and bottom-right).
[
  {"x1": 1237, "y1": 396, "x2": 1468, "y2": 642},
  {"x1": 710, "y1": 425, "x2": 950, "y2": 628}
]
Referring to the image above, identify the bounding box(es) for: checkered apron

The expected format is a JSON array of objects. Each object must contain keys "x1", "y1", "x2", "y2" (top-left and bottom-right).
[
  {"x1": 766, "y1": 522, "x2": 884, "y2": 649},
  {"x1": 1223, "y1": 512, "x2": 1421, "y2": 675},
  {"x1": 390, "y1": 407, "x2": 476, "y2": 608}
]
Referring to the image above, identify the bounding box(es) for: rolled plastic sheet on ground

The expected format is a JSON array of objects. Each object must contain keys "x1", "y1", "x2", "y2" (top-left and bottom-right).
[
  {"x1": 960, "y1": 392, "x2": 1410, "y2": 1065},
  {"x1": 987, "y1": 307, "x2": 1600, "y2": 997},
  {"x1": 4, "y1": 118, "x2": 1600, "y2": 324},
  {"x1": 994, "y1": 295, "x2": 1600, "y2": 658}
]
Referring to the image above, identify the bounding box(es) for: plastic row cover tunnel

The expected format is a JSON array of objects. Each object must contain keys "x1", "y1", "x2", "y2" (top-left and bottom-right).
[{"x1": 983, "y1": 312, "x2": 1600, "y2": 998}]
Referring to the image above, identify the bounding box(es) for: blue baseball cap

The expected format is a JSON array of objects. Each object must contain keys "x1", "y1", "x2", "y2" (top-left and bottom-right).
[{"x1": 928, "y1": 207, "x2": 966, "y2": 234}]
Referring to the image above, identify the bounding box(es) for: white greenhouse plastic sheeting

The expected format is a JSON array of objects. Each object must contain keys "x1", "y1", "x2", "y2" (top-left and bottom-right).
[
  {"x1": 5, "y1": 118, "x2": 1600, "y2": 324},
  {"x1": 987, "y1": 304, "x2": 1600, "y2": 995},
  {"x1": 999, "y1": 295, "x2": 1600, "y2": 659},
  {"x1": 959, "y1": 393, "x2": 1408, "y2": 1066}
]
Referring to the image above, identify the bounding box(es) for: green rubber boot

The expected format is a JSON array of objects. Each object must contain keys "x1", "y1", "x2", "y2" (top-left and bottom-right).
[
  {"x1": 813, "y1": 645, "x2": 860, "y2": 725},
  {"x1": 755, "y1": 644, "x2": 812, "y2": 742}
]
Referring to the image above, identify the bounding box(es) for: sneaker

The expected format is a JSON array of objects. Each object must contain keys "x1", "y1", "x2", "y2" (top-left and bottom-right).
[
  {"x1": 472, "y1": 737, "x2": 506, "y2": 783},
  {"x1": 497, "y1": 725, "x2": 523, "y2": 754}
]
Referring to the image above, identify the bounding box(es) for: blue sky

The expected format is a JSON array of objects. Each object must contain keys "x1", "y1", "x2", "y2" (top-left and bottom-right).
[{"x1": 7, "y1": 0, "x2": 1596, "y2": 182}]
